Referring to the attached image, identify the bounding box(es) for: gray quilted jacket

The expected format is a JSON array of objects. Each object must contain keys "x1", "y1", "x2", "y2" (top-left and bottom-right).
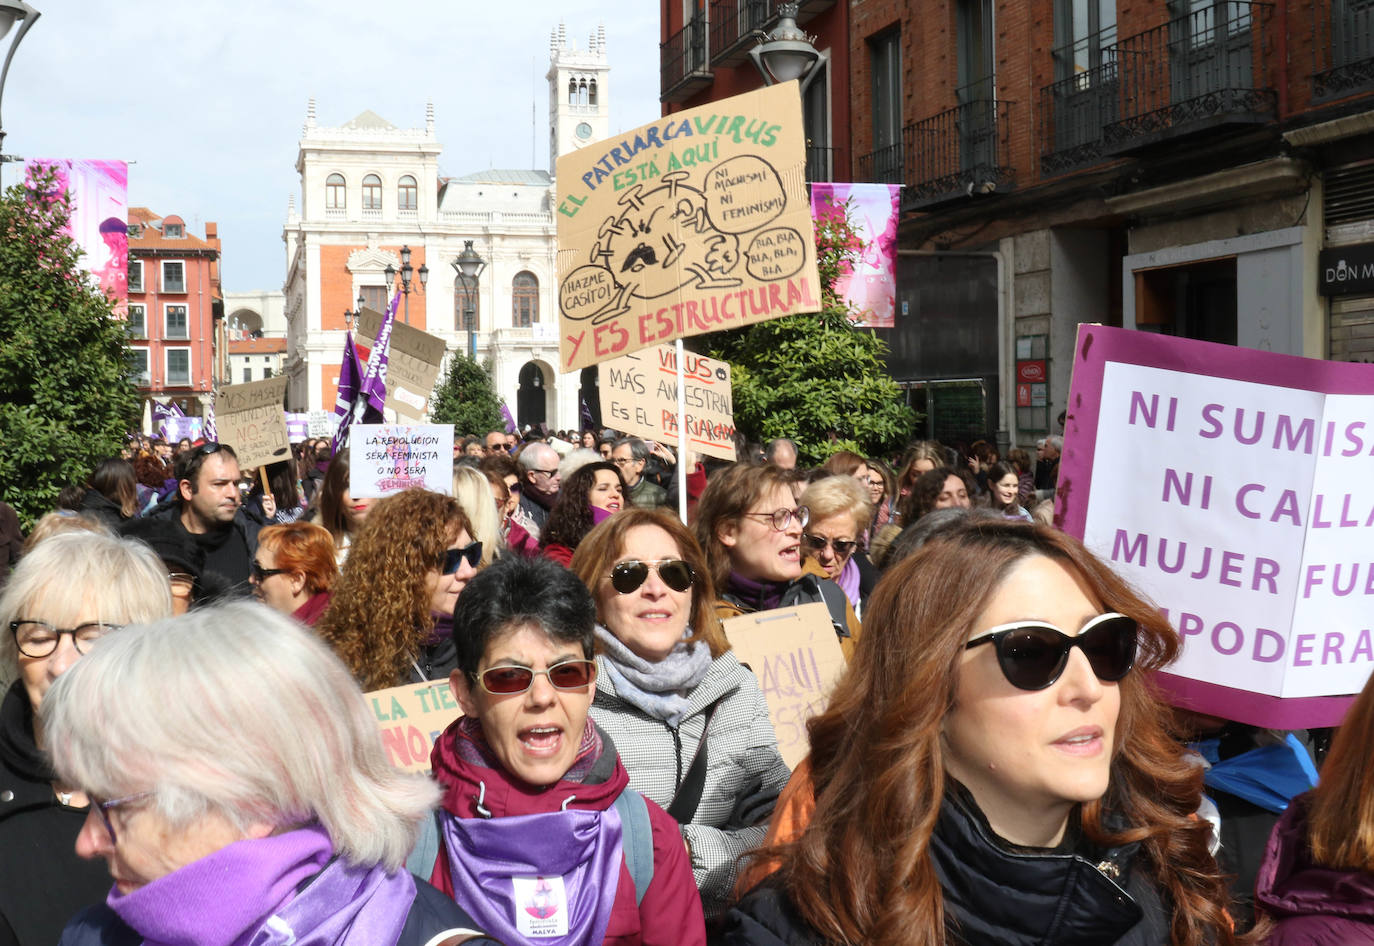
[{"x1": 589, "y1": 650, "x2": 791, "y2": 918}]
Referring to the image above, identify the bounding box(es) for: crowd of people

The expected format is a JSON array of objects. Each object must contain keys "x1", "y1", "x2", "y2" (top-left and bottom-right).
[{"x1": 0, "y1": 422, "x2": 1364, "y2": 945}]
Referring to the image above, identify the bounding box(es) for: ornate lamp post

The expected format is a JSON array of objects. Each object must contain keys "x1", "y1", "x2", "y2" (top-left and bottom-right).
[
  {"x1": 748, "y1": 3, "x2": 822, "y2": 87},
  {"x1": 343, "y1": 291, "x2": 364, "y2": 331},
  {"x1": 452, "y1": 239, "x2": 486, "y2": 359},
  {"x1": 0, "y1": 1, "x2": 40, "y2": 186},
  {"x1": 385, "y1": 245, "x2": 428, "y2": 324}
]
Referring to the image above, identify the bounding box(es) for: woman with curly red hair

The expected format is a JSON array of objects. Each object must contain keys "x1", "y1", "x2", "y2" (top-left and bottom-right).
[
  {"x1": 720, "y1": 520, "x2": 1236, "y2": 946},
  {"x1": 316, "y1": 489, "x2": 481, "y2": 690}
]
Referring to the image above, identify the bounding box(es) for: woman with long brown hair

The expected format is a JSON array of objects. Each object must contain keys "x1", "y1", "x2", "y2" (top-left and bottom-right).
[
  {"x1": 720, "y1": 520, "x2": 1235, "y2": 946},
  {"x1": 316, "y1": 489, "x2": 480, "y2": 690},
  {"x1": 1253, "y1": 671, "x2": 1374, "y2": 942}
]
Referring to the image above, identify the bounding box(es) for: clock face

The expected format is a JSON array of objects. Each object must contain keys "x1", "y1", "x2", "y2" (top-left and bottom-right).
[{"x1": 576, "y1": 122, "x2": 593, "y2": 140}]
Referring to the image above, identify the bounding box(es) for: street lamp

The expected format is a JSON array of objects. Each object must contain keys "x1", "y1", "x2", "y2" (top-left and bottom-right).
[
  {"x1": 343, "y1": 291, "x2": 364, "y2": 331},
  {"x1": 0, "y1": 0, "x2": 40, "y2": 183},
  {"x1": 748, "y1": 3, "x2": 823, "y2": 88},
  {"x1": 452, "y1": 239, "x2": 486, "y2": 359},
  {"x1": 385, "y1": 245, "x2": 429, "y2": 324}
]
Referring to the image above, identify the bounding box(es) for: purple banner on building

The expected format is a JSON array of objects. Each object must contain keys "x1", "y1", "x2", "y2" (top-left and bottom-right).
[
  {"x1": 810, "y1": 183, "x2": 900, "y2": 329},
  {"x1": 25, "y1": 159, "x2": 128, "y2": 314},
  {"x1": 360, "y1": 292, "x2": 400, "y2": 417}
]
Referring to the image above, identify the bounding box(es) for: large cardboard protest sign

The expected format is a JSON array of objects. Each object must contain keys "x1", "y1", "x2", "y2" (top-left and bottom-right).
[
  {"x1": 350, "y1": 424, "x2": 454, "y2": 498},
  {"x1": 598, "y1": 344, "x2": 736, "y2": 460},
  {"x1": 356, "y1": 308, "x2": 448, "y2": 420},
  {"x1": 555, "y1": 82, "x2": 821, "y2": 373},
  {"x1": 368, "y1": 680, "x2": 462, "y2": 774},
  {"x1": 1058, "y1": 325, "x2": 1374, "y2": 727},
  {"x1": 722, "y1": 604, "x2": 846, "y2": 769},
  {"x1": 213, "y1": 377, "x2": 290, "y2": 469}
]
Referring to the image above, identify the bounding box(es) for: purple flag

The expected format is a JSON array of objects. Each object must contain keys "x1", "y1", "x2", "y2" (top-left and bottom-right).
[
  {"x1": 499, "y1": 402, "x2": 517, "y2": 434},
  {"x1": 203, "y1": 402, "x2": 218, "y2": 444},
  {"x1": 580, "y1": 396, "x2": 594, "y2": 432},
  {"x1": 331, "y1": 329, "x2": 367, "y2": 457},
  {"x1": 359, "y1": 292, "x2": 400, "y2": 417}
]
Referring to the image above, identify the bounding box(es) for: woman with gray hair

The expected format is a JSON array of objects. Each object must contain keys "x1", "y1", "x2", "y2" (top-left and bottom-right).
[
  {"x1": 0, "y1": 532, "x2": 171, "y2": 946},
  {"x1": 42, "y1": 601, "x2": 497, "y2": 946}
]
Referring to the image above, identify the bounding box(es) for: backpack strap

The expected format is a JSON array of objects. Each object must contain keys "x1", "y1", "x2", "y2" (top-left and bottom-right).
[
  {"x1": 406, "y1": 807, "x2": 444, "y2": 879},
  {"x1": 612, "y1": 789, "x2": 655, "y2": 906}
]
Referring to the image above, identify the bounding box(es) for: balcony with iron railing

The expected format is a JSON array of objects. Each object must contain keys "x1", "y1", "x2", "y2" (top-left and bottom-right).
[
  {"x1": 661, "y1": 17, "x2": 713, "y2": 102},
  {"x1": 1103, "y1": 1, "x2": 1276, "y2": 152},
  {"x1": 1037, "y1": 26, "x2": 1120, "y2": 175},
  {"x1": 710, "y1": 0, "x2": 778, "y2": 66},
  {"x1": 805, "y1": 144, "x2": 834, "y2": 182},
  {"x1": 859, "y1": 79, "x2": 1016, "y2": 210},
  {"x1": 1313, "y1": 0, "x2": 1374, "y2": 99}
]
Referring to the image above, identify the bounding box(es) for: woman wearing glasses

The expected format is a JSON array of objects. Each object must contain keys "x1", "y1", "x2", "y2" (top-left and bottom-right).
[
  {"x1": 720, "y1": 520, "x2": 1235, "y2": 946},
  {"x1": 797, "y1": 476, "x2": 877, "y2": 621},
  {"x1": 694, "y1": 463, "x2": 861, "y2": 659},
  {"x1": 0, "y1": 532, "x2": 171, "y2": 946},
  {"x1": 317, "y1": 489, "x2": 482, "y2": 690},
  {"x1": 250, "y1": 521, "x2": 340, "y2": 627},
  {"x1": 571, "y1": 508, "x2": 790, "y2": 919},
  {"x1": 42, "y1": 602, "x2": 497, "y2": 946},
  {"x1": 427, "y1": 555, "x2": 705, "y2": 945}
]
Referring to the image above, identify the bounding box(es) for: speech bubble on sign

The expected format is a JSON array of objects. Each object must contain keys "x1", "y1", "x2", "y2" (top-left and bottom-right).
[
  {"x1": 560, "y1": 264, "x2": 621, "y2": 323},
  {"x1": 745, "y1": 227, "x2": 807, "y2": 281},
  {"x1": 705, "y1": 156, "x2": 786, "y2": 235}
]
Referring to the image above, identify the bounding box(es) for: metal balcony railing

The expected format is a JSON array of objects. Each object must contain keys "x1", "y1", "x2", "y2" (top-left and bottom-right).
[
  {"x1": 661, "y1": 17, "x2": 713, "y2": 102},
  {"x1": 709, "y1": 0, "x2": 777, "y2": 66},
  {"x1": 1037, "y1": 25, "x2": 1120, "y2": 174},
  {"x1": 1104, "y1": 1, "x2": 1275, "y2": 150},
  {"x1": 805, "y1": 145, "x2": 834, "y2": 182},
  {"x1": 856, "y1": 141, "x2": 905, "y2": 185},
  {"x1": 1314, "y1": 0, "x2": 1374, "y2": 99}
]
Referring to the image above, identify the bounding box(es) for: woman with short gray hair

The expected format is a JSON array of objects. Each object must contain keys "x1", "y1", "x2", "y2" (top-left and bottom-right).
[{"x1": 42, "y1": 601, "x2": 495, "y2": 945}]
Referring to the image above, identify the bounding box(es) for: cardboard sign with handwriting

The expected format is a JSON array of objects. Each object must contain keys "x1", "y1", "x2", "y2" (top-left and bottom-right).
[
  {"x1": 598, "y1": 344, "x2": 736, "y2": 460},
  {"x1": 213, "y1": 376, "x2": 290, "y2": 469},
  {"x1": 721, "y1": 603, "x2": 846, "y2": 770},
  {"x1": 368, "y1": 680, "x2": 463, "y2": 774},
  {"x1": 356, "y1": 309, "x2": 448, "y2": 420},
  {"x1": 555, "y1": 82, "x2": 821, "y2": 372}
]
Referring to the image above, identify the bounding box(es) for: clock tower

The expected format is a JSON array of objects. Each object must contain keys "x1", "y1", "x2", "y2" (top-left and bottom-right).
[{"x1": 548, "y1": 22, "x2": 610, "y2": 175}]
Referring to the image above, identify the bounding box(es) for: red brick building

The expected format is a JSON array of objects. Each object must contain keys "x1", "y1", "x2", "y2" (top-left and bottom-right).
[
  {"x1": 126, "y1": 209, "x2": 223, "y2": 420},
  {"x1": 659, "y1": 0, "x2": 1374, "y2": 451}
]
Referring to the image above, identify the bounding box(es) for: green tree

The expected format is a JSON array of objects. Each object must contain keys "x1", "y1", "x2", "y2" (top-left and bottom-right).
[
  {"x1": 429, "y1": 352, "x2": 505, "y2": 437},
  {"x1": 0, "y1": 163, "x2": 143, "y2": 530},
  {"x1": 707, "y1": 197, "x2": 916, "y2": 466}
]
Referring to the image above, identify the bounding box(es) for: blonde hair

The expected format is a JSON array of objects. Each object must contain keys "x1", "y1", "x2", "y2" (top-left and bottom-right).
[
  {"x1": 800, "y1": 475, "x2": 873, "y2": 534},
  {"x1": 452, "y1": 465, "x2": 502, "y2": 567}
]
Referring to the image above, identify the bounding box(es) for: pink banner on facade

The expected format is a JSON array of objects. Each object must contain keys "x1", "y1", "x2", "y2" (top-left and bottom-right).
[
  {"x1": 810, "y1": 183, "x2": 900, "y2": 328},
  {"x1": 25, "y1": 159, "x2": 128, "y2": 313}
]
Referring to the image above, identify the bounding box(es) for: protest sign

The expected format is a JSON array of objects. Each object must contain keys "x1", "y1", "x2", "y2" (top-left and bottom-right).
[
  {"x1": 349, "y1": 424, "x2": 454, "y2": 498},
  {"x1": 598, "y1": 344, "x2": 736, "y2": 460},
  {"x1": 367, "y1": 680, "x2": 462, "y2": 774},
  {"x1": 721, "y1": 603, "x2": 846, "y2": 769},
  {"x1": 356, "y1": 309, "x2": 447, "y2": 420},
  {"x1": 157, "y1": 415, "x2": 201, "y2": 443},
  {"x1": 555, "y1": 82, "x2": 821, "y2": 372},
  {"x1": 213, "y1": 377, "x2": 290, "y2": 470},
  {"x1": 307, "y1": 410, "x2": 337, "y2": 438},
  {"x1": 285, "y1": 413, "x2": 309, "y2": 442},
  {"x1": 1058, "y1": 324, "x2": 1374, "y2": 728}
]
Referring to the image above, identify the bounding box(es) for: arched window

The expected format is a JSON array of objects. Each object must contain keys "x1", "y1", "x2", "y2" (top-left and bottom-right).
[
  {"x1": 578, "y1": 79, "x2": 588, "y2": 105},
  {"x1": 588, "y1": 79, "x2": 598, "y2": 106},
  {"x1": 362, "y1": 174, "x2": 382, "y2": 211},
  {"x1": 568, "y1": 78, "x2": 578, "y2": 105},
  {"x1": 325, "y1": 173, "x2": 346, "y2": 210},
  {"x1": 455, "y1": 276, "x2": 479, "y2": 331},
  {"x1": 398, "y1": 175, "x2": 417, "y2": 211},
  {"x1": 513, "y1": 271, "x2": 539, "y2": 327}
]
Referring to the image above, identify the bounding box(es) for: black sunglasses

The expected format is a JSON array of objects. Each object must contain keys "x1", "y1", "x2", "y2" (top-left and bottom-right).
[
  {"x1": 477, "y1": 659, "x2": 597, "y2": 695},
  {"x1": 801, "y1": 533, "x2": 857, "y2": 557},
  {"x1": 197, "y1": 442, "x2": 224, "y2": 456},
  {"x1": 442, "y1": 541, "x2": 483, "y2": 575},
  {"x1": 609, "y1": 559, "x2": 695, "y2": 595},
  {"x1": 964, "y1": 613, "x2": 1138, "y2": 691},
  {"x1": 250, "y1": 560, "x2": 289, "y2": 582}
]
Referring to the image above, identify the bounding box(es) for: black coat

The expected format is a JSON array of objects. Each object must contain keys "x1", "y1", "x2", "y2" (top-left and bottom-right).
[
  {"x1": 0, "y1": 682, "x2": 112, "y2": 946},
  {"x1": 715, "y1": 789, "x2": 1173, "y2": 946}
]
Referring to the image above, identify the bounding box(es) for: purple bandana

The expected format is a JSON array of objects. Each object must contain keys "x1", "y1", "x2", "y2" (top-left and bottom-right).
[
  {"x1": 441, "y1": 806, "x2": 624, "y2": 946},
  {"x1": 107, "y1": 823, "x2": 417, "y2": 946}
]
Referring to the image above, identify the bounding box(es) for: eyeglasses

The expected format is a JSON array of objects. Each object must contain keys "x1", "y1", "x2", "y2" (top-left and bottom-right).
[
  {"x1": 197, "y1": 442, "x2": 224, "y2": 456},
  {"x1": 740, "y1": 506, "x2": 810, "y2": 532},
  {"x1": 529, "y1": 468, "x2": 559, "y2": 479},
  {"x1": 964, "y1": 613, "x2": 1138, "y2": 691},
  {"x1": 865, "y1": 478, "x2": 884, "y2": 490},
  {"x1": 250, "y1": 560, "x2": 289, "y2": 582},
  {"x1": 442, "y1": 541, "x2": 483, "y2": 574},
  {"x1": 611, "y1": 457, "x2": 640, "y2": 467},
  {"x1": 476, "y1": 659, "x2": 597, "y2": 695},
  {"x1": 801, "y1": 534, "x2": 857, "y2": 558},
  {"x1": 90, "y1": 790, "x2": 155, "y2": 845},
  {"x1": 168, "y1": 573, "x2": 195, "y2": 597},
  {"x1": 10, "y1": 620, "x2": 121, "y2": 659},
  {"x1": 609, "y1": 559, "x2": 695, "y2": 595}
]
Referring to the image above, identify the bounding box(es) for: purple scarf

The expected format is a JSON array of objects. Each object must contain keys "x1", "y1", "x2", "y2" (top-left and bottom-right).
[
  {"x1": 725, "y1": 571, "x2": 789, "y2": 612},
  {"x1": 107, "y1": 823, "x2": 417, "y2": 946},
  {"x1": 441, "y1": 805, "x2": 624, "y2": 946},
  {"x1": 834, "y1": 556, "x2": 861, "y2": 609}
]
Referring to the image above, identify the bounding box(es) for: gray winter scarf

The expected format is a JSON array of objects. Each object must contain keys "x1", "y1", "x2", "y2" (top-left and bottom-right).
[{"x1": 594, "y1": 623, "x2": 713, "y2": 728}]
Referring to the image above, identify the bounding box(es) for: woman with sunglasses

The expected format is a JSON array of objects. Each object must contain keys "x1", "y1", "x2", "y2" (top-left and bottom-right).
[
  {"x1": 250, "y1": 521, "x2": 340, "y2": 626},
  {"x1": 571, "y1": 508, "x2": 790, "y2": 919},
  {"x1": 694, "y1": 463, "x2": 861, "y2": 659},
  {"x1": 540, "y1": 461, "x2": 627, "y2": 567},
  {"x1": 797, "y1": 476, "x2": 877, "y2": 621},
  {"x1": 428, "y1": 555, "x2": 706, "y2": 945},
  {"x1": 317, "y1": 489, "x2": 482, "y2": 690},
  {"x1": 0, "y1": 532, "x2": 171, "y2": 946},
  {"x1": 720, "y1": 520, "x2": 1236, "y2": 946}
]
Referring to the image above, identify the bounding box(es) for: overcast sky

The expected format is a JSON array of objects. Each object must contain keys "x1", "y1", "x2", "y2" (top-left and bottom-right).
[{"x1": 5, "y1": 1, "x2": 661, "y2": 291}]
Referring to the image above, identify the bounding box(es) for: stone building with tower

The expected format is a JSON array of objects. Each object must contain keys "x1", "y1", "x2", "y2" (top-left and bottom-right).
[{"x1": 281, "y1": 23, "x2": 611, "y2": 432}]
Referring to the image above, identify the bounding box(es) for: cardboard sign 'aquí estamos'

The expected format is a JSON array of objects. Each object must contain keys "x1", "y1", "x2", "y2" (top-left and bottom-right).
[{"x1": 555, "y1": 81, "x2": 821, "y2": 373}]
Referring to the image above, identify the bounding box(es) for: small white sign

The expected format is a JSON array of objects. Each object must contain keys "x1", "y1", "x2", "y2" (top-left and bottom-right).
[
  {"x1": 511, "y1": 875, "x2": 569, "y2": 938},
  {"x1": 349, "y1": 424, "x2": 454, "y2": 498}
]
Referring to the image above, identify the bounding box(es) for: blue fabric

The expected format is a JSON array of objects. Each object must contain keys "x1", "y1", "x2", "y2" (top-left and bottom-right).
[{"x1": 1198, "y1": 734, "x2": 1319, "y2": 814}]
